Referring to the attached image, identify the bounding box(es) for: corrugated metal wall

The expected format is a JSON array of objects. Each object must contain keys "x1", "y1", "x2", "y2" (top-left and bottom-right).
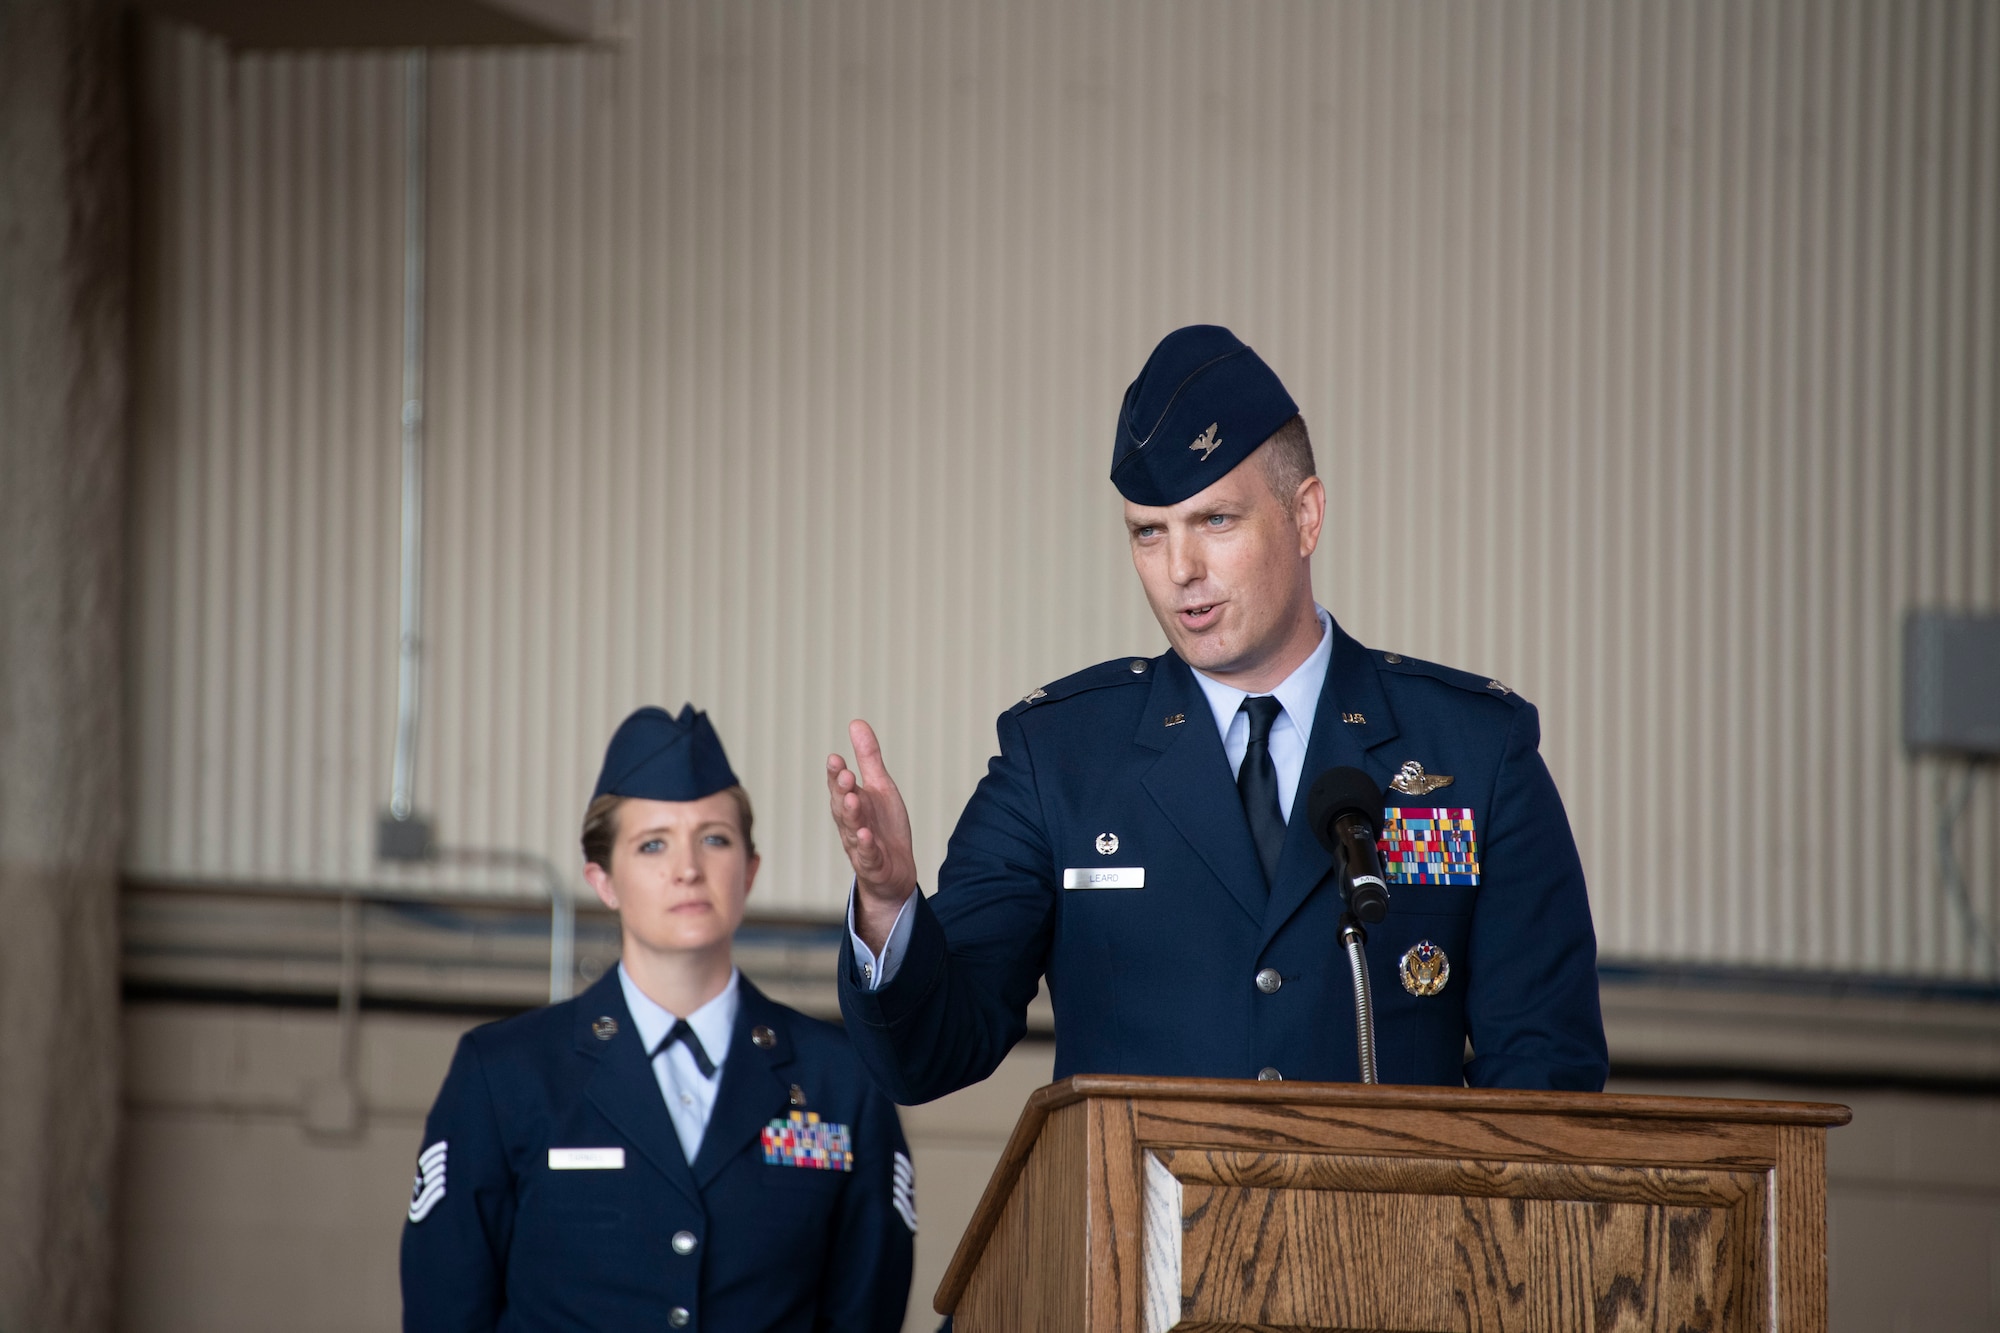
[{"x1": 128, "y1": 0, "x2": 2000, "y2": 976}]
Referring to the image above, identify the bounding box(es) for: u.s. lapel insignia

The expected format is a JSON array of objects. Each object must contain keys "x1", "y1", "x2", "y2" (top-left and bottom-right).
[
  {"x1": 1189, "y1": 422, "x2": 1222, "y2": 461},
  {"x1": 1390, "y1": 760, "x2": 1454, "y2": 797},
  {"x1": 1398, "y1": 941, "x2": 1450, "y2": 997}
]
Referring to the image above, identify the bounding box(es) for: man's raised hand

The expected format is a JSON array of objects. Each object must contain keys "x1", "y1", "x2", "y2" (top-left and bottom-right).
[{"x1": 827, "y1": 719, "x2": 919, "y2": 953}]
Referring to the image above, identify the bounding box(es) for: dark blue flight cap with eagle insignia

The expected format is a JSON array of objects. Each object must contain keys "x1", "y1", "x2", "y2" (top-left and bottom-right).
[
  {"x1": 1110, "y1": 324, "x2": 1300, "y2": 506},
  {"x1": 592, "y1": 704, "x2": 739, "y2": 801}
]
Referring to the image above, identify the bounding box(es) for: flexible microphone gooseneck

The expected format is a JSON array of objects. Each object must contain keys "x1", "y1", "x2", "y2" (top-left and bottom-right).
[{"x1": 1306, "y1": 766, "x2": 1390, "y2": 1084}]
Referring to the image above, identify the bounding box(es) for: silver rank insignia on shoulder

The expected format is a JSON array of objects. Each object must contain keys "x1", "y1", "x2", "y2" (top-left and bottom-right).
[
  {"x1": 892, "y1": 1150, "x2": 918, "y2": 1234},
  {"x1": 1022, "y1": 687, "x2": 1048, "y2": 705},
  {"x1": 1095, "y1": 832, "x2": 1119, "y2": 855},
  {"x1": 1487, "y1": 679, "x2": 1513, "y2": 696},
  {"x1": 1189, "y1": 422, "x2": 1222, "y2": 460},
  {"x1": 408, "y1": 1140, "x2": 447, "y2": 1222},
  {"x1": 1399, "y1": 941, "x2": 1450, "y2": 997},
  {"x1": 1391, "y1": 760, "x2": 1454, "y2": 796}
]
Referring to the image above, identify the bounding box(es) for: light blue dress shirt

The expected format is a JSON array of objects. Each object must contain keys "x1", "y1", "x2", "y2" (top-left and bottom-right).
[
  {"x1": 616, "y1": 962, "x2": 740, "y2": 1162},
  {"x1": 850, "y1": 607, "x2": 1335, "y2": 990}
]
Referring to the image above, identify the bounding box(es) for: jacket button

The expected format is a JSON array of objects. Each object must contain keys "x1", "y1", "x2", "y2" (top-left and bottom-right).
[
  {"x1": 1255, "y1": 968, "x2": 1282, "y2": 994},
  {"x1": 672, "y1": 1230, "x2": 697, "y2": 1255},
  {"x1": 668, "y1": 1308, "x2": 690, "y2": 1328},
  {"x1": 1129, "y1": 658, "x2": 1149, "y2": 673},
  {"x1": 1257, "y1": 1067, "x2": 1282, "y2": 1081}
]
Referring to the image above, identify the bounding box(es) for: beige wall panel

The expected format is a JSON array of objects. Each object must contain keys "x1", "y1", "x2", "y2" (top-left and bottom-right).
[{"x1": 129, "y1": 1, "x2": 2000, "y2": 976}]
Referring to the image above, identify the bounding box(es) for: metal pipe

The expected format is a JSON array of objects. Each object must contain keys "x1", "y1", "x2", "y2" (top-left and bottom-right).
[
  {"x1": 389, "y1": 51, "x2": 428, "y2": 822},
  {"x1": 336, "y1": 893, "x2": 362, "y2": 1080},
  {"x1": 435, "y1": 847, "x2": 576, "y2": 1003},
  {"x1": 1341, "y1": 914, "x2": 1379, "y2": 1084}
]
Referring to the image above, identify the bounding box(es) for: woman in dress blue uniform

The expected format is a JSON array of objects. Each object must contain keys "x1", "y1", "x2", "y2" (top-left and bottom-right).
[{"x1": 401, "y1": 705, "x2": 916, "y2": 1332}]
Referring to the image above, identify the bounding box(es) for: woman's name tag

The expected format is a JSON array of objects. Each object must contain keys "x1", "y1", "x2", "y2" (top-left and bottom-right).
[
  {"x1": 548, "y1": 1148, "x2": 625, "y2": 1170},
  {"x1": 1062, "y1": 867, "x2": 1144, "y2": 889}
]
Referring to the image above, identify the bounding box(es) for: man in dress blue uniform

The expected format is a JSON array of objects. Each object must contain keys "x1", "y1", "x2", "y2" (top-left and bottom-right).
[
  {"x1": 827, "y1": 325, "x2": 1607, "y2": 1103},
  {"x1": 403, "y1": 705, "x2": 915, "y2": 1332}
]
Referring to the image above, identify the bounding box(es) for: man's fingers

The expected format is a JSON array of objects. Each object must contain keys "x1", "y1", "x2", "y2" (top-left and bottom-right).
[{"x1": 848, "y1": 719, "x2": 899, "y2": 793}]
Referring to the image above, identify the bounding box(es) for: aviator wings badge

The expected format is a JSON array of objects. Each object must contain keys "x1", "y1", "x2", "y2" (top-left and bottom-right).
[
  {"x1": 1189, "y1": 423, "x2": 1222, "y2": 461},
  {"x1": 1390, "y1": 760, "x2": 1454, "y2": 797}
]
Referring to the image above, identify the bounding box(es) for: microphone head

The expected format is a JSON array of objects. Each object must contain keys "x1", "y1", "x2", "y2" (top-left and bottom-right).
[{"x1": 1307, "y1": 766, "x2": 1386, "y2": 855}]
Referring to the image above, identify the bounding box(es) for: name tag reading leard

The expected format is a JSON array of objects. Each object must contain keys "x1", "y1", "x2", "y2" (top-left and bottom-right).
[
  {"x1": 548, "y1": 1147, "x2": 625, "y2": 1170},
  {"x1": 1062, "y1": 867, "x2": 1145, "y2": 890}
]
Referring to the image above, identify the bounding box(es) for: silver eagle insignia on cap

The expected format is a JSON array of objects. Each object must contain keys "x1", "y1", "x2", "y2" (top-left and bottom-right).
[
  {"x1": 1390, "y1": 760, "x2": 1454, "y2": 797},
  {"x1": 1189, "y1": 422, "x2": 1222, "y2": 461}
]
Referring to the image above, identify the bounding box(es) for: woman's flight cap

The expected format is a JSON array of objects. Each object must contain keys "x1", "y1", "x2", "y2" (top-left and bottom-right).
[{"x1": 593, "y1": 704, "x2": 739, "y2": 801}]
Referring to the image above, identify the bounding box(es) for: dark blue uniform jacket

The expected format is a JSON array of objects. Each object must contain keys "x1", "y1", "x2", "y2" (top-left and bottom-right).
[
  {"x1": 401, "y1": 970, "x2": 915, "y2": 1332},
  {"x1": 839, "y1": 619, "x2": 1608, "y2": 1102}
]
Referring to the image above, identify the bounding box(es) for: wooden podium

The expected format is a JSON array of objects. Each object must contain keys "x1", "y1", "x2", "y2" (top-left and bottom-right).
[{"x1": 936, "y1": 1076, "x2": 1850, "y2": 1332}]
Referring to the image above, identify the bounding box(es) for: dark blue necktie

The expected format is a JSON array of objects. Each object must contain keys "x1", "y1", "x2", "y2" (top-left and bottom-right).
[
  {"x1": 1238, "y1": 696, "x2": 1286, "y2": 886},
  {"x1": 651, "y1": 1019, "x2": 717, "y2": 1078}
]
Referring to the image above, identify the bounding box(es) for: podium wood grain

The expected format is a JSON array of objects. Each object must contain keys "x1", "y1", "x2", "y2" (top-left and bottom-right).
[{"x1": 939, "y1": 1077, "x2": 1848, "y2": 1333}]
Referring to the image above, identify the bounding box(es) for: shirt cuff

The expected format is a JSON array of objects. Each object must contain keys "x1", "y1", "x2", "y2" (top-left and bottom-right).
[{"x1": 846, "y1": 884, "x2": 918, "y2": 991}]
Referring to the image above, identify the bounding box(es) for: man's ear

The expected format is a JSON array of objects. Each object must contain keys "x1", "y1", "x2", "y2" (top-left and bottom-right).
[
  {"x1": 583, "y1": 859, "x2": 620, "y2": 912},
  {"x1": 1293, "y1": 475, "x2": 1326, "y2": 558}
]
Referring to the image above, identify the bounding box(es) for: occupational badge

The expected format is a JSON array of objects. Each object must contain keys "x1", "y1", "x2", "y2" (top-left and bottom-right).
[
  {"x1": 1390, "y1": 760, "x2": 1454, "y2": 796},
  {"x1": 762, "y1": 1111, "x2": 854, "y2": 1172},
  {"x1": 1398, "y1": 941, "x2": 1450, "y2": 997}
]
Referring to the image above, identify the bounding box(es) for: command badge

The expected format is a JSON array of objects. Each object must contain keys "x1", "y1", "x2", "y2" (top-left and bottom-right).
[
  {"x1": 1399, "y1": 941, "x2": 1450, "y2": 997},
  {"x1": 1095, "y1": 832, "x2": 1119, "y2": 855}
]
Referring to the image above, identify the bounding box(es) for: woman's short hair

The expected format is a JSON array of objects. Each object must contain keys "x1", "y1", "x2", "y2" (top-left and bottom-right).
[{"x1": 581, "y1": 786, "x2": 756, "y2": 870}]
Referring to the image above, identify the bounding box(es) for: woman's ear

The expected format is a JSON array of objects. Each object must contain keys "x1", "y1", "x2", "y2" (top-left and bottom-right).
[
  {"x1": 742, "y1": 852, "x2": 761, "y2": 900},
  {"x1": 583, "y1": 859, "x2": 620, "y2": 912}
]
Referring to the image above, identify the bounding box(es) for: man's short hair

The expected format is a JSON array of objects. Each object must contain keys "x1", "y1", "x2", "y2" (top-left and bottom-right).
[{"x1": 1255, "y1": 414, "x2": 1317, "y2": 515}]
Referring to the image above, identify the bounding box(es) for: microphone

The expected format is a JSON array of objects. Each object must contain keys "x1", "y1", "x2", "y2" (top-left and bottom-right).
[{"x1": 1307, "y1": 767, "x2": 1390, "y2": 923}]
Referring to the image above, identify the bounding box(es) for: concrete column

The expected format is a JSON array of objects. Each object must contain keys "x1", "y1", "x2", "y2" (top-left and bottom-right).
[{"x1": 0, "y1": 0, "x2": 132, "y2": 1328}]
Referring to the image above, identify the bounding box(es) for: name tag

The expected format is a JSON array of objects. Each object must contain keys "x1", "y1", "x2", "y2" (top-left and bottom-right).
[
  {"x1": 548, "y1": 1148, "x2": 625, "y2": 1170},
  {"x1": 1063, "y1": 867, "x2": 1145, "y2": 890}
]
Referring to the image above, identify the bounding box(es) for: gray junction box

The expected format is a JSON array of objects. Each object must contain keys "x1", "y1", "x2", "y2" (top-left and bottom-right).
[{"x1": 1903, "y1": 611, "x2": 2000, "y2": 756}]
